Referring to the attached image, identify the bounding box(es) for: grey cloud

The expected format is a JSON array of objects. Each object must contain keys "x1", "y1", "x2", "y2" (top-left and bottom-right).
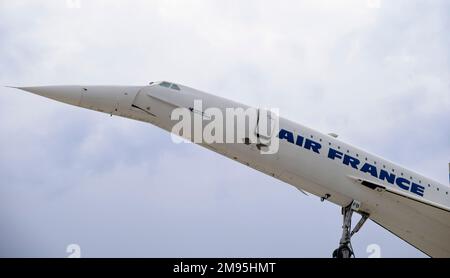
[{"x1": 0, "y1": 0, "x2": 446, "y2": 258}]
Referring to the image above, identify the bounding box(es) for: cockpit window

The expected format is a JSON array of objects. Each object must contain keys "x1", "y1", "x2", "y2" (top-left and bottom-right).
[
  {"x1": 170, "y1": 84, "x2": 180, "y2": 91},
  {"x1": 158, "y1": 81, "x2": 181, "y2": 91},
  {"x1": 159, "y1": 81, "x2": 171, "y2": 88}
]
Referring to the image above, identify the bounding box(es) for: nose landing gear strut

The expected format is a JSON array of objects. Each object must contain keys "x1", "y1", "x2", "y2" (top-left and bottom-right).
[{"x1": 333, "y1": 200, "x2": 369, "y2": 258}]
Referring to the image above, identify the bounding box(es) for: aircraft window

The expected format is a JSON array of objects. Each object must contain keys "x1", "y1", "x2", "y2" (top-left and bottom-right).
[
  {"x1": 338, "y1": 146, "x2": 341, "y2": 150},
  {"x1": 374, "y1": 161, "x2": 377, "y2": 165},
  {"x1": 437, "y1": 188, "x2": 440, "y2": 191},
  {"x1": 159, "y1": 81, "x2": 172, "y2": 88},
  {"x1": 346, "y1": 150, "x2": 350, "y2": 153},
  {"x1": 171, "y1": 84, "x2": 181, "y2": 90},
  {"x1": 383, "y1": 165, "x2": 386, "y2": 168},
  {"x1": 428, "y1": 184, "x2": 431, "y2": 187},
  {"x1": 401, "y1": 173, "x2": 404, "y2": 176}
]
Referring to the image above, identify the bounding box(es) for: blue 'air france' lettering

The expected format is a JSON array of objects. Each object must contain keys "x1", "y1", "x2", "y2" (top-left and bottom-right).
[
  {"x1": 327, "y1": 147, "x2": 425, "y2": 197},
  {"x1": 277, "y1": 129, "x2": 425, "y2": 197},
  {"x1": 278, "y1": 129, "x2": 322, "y2": 154}
]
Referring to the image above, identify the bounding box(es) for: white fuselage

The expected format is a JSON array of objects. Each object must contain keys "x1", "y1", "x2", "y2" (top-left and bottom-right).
[{"x1": 16, "y1": 82, "x2": 450, "y2": 257}]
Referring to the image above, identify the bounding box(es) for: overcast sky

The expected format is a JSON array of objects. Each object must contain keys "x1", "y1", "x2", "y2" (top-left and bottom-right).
[{"x1": 0, "y1": 0, "x2": 448, "y2": 258}]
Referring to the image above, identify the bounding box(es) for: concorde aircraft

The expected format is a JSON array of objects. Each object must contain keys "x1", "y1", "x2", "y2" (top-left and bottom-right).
[{"x1": 10, "y1": 82, "x2": 450, "y2": 257}]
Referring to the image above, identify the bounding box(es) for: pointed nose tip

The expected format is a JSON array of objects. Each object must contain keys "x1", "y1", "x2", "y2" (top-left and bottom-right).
[{"x1": 16, "y1": 86, "x2": 82, "y2": 106}]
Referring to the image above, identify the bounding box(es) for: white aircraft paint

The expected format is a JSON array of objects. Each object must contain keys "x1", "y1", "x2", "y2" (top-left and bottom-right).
[{"x1": 12, "y1": 82, "x2": 450, "y2": 257}]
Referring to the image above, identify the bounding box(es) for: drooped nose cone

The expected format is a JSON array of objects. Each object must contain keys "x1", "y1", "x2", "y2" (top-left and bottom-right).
[{"x1": 17, "y1": 86, "x2": 82, "y2": 106}]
